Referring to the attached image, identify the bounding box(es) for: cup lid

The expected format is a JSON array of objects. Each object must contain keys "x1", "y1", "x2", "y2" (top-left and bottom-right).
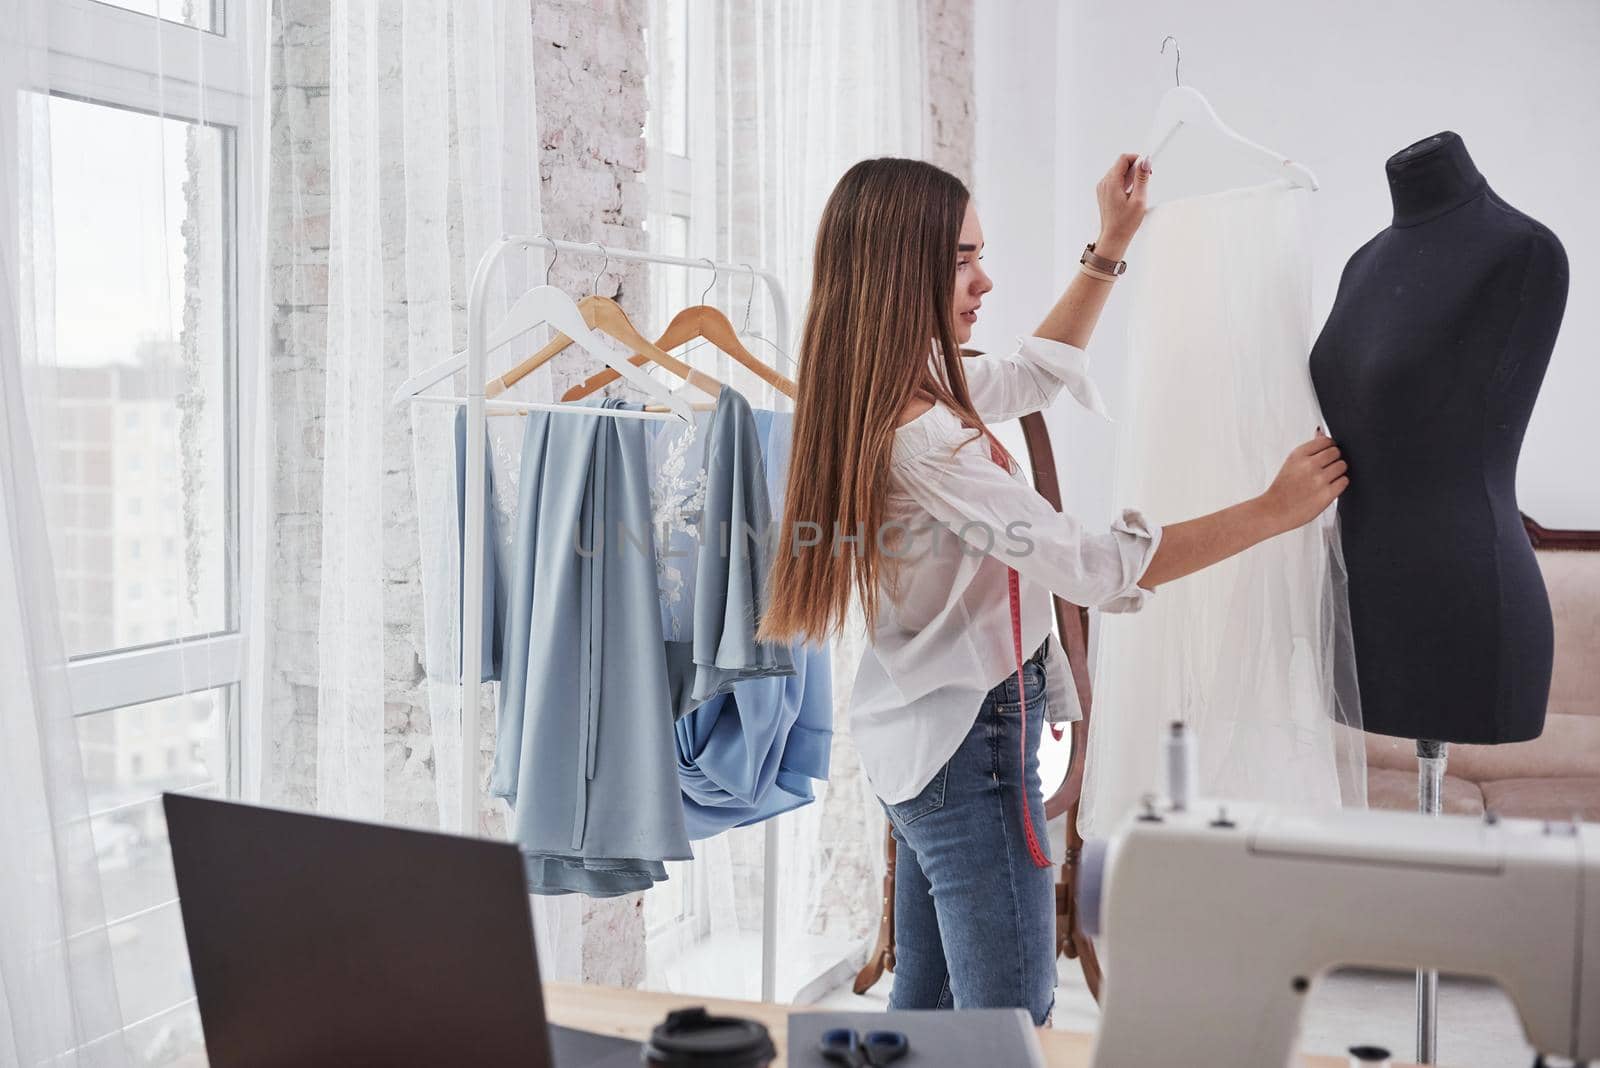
[{"x1": 642, "y1": 1007, "x2": 776, "y2": 1066}]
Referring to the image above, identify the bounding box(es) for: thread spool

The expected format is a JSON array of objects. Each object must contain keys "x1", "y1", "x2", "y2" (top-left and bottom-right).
[{"x1": 1164, "y1": 720, "x2": 1195, "y2": 812}]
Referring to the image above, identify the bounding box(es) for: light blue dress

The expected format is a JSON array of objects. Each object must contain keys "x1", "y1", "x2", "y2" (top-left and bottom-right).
[
  {"x1": 467, "y1": 399, "x2": 692, "y2": 896},
  {"x1": 659, "y1": 388, "x2": 795, "y2": 719},
  {"x1": 673, "y1": 409, "x2": 833, "y2": 839}
]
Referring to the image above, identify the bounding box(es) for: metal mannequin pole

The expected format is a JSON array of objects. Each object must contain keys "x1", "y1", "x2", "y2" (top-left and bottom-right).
[{"x1": 1415, "y1": 739, "x2": 1447, "y2": 1063}]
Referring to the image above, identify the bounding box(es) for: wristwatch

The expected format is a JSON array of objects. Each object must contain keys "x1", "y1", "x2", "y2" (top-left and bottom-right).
[{"x1": 1080, "y1": 242, "x2": 1127, "y2": 276}]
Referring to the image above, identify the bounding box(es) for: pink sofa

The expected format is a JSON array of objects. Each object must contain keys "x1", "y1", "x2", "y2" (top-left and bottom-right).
[{"x1": 1366, "y1": 521, "x2": 1600, "y2": 821}]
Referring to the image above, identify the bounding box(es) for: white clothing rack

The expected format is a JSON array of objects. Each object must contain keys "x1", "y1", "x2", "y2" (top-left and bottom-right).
[{"x1": 410, "y1": 236, "x2": 792, "y2": 1001}]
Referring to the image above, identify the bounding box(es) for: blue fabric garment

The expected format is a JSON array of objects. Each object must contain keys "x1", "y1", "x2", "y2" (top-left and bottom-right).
[
  {"x1": 676, "y1": 644, "x2": 832, "y2": 838},
  {"x1": 662, "y1": 387, "x2": 795, "y2": 719},
  {"x1": 455, "y1": 408, "x2": 505, "y2": 684},
  {"x1": 673, "y1": 408, "x2": 833, "y2": 839},
  {"x1": 882, "y1": 650, "x2": 1056, "y2": 1025},
  {"x1": 454, "y1": 389, "x2": 820, "y2": 893},
  {"x1": 483, "y1": 399, "x2": 693, "y2": 896}
]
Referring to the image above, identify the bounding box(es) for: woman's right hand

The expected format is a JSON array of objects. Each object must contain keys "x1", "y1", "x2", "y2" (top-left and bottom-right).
[
  {"x1": 1094, "y1": 153, "x2": 1153, "y2": 258},
  {"x1": 1259, "y1": 430, "x2": 1349, "y2": 534}
]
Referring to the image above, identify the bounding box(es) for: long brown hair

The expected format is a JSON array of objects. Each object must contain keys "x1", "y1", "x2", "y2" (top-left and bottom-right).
[{"x1": 758, "y1": 158, "x2": 997, "y2": 644}]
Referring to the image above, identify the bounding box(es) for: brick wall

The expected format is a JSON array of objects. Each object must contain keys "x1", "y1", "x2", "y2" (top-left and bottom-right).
[
  {"x1": 264, "y1": 0, "x2": 329, "y2": 815},
  {"x1": 924, "y1": 0, "x2": 976, "y2": 184}
]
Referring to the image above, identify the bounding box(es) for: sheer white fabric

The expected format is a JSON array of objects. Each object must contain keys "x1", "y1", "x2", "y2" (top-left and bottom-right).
[
  {"x1": 2, "y1": 9, "x2": 126, "y2": 1057},
  {"x1": 1079, "y1": 179, "x2": 1367, "y2": 837},
  {"x1": 291, "y1": 0, "x2": 587, "y2": 981},
  {"x1": 643, "y1": 0, "x2": 925, "y2": 1000},
  {"x1": 3, "y1": 0, "x2": 276, "y2": 1059}
]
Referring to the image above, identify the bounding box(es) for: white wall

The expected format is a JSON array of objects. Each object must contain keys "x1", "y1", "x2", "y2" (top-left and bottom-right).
[{"x1": 976, "y1": 0, "x2": 1599, "y2": 528}]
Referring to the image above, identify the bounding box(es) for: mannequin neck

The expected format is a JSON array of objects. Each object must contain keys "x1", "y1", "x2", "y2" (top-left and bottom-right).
[{"x1": 1386, "y1": 132, "x2": 1488, "y2": 227}]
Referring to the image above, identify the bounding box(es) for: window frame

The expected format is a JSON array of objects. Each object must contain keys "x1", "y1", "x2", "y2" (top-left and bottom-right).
[
  {"x1": 45, "y1": 0, "x2": 258, "y2": 763},
  {"x1": 35, "y1": 0, "x2": 259, "y2": 1046}
]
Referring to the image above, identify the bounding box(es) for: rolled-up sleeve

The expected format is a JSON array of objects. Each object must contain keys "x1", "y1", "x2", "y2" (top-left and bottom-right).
[
  {"x1": 956, "y1": 335, "x2": 1114, "y2": 423},
  {"x1": 892, "y1": 429, "x2": 1161, "y2": 612}
]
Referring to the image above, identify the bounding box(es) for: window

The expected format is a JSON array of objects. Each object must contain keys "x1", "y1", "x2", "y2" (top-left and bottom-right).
[
  {"x1": 95, "y1": 0, "x2": 218, "y2": 34},
  {"x1": 76, "y1": 690, "x2": 229, "y2": 1036},
  {"x1": 33, "y1": 0, "x2": 257, "y2": 1059}
]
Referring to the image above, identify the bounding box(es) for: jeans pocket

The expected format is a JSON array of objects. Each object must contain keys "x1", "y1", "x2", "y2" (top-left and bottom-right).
[
  {"x1": 886, "y1": 761, "x2": 951, "y2": 827},
  {"x1": 997, "y1": 662, "x2": 1046, "y2": 714}
]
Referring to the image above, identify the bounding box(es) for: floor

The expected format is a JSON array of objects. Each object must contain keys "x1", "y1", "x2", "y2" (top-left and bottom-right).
[{"x1": 819, "y1": 961, "x2": 1537, "y2": 1067}]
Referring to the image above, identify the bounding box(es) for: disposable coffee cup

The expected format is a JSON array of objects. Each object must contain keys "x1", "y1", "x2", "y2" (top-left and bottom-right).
[{"x1": 642, "y1": 1007, "x2": 776, "y2": 1067}]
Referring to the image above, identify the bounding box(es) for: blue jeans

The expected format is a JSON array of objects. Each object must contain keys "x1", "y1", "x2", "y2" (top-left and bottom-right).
[{"x1": 880, "y1": 645, "x2": 1056, "y2": 1025}]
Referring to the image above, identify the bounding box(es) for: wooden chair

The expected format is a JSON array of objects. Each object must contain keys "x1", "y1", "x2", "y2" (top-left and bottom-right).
[{"x1": 852, "y1": 406, "x2": 1105, "y2": 1000}]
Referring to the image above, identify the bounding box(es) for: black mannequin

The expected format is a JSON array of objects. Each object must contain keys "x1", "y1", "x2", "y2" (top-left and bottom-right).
[{"x1": 1309, "y1": 132, "x2": 1568, "y2": 745}]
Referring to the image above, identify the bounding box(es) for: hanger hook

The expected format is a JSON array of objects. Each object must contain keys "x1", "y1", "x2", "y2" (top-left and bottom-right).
[
  {"x1": 699, "y1": 257, "x2": 718, "y2": 305},
  {"x1": 534, "y1": 234, "x2": 559, "y2": 285},
  {"x1": 740, "y1": 263, "x2": 758, "y2": 333},
  {"x1": 1160, "y1": 35, "x2": 1181, "y2": 87},
  {"x1": 591, "y1": 242, "x2": 609, "y2": 296}
]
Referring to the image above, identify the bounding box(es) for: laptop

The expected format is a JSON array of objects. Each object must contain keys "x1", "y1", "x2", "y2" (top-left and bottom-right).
[{"x1": 164, "y1": 793, "x2": 642, "y2": 1067}]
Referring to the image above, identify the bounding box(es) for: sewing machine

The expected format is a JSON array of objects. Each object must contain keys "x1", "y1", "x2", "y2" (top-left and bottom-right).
[{"x1": 1078, "y1": 802, "x2": 1599, "y2": 1066}]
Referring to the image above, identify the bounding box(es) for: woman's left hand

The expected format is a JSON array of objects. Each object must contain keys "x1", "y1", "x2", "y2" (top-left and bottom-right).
[{"x1": 1094, "y1": 153, "x2": 1153, "y2": 258}]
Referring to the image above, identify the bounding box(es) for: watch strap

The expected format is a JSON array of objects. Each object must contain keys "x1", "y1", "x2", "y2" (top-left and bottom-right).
[{"x1": 1081, "y1": 243, "x2": 1127, "y2": 276}]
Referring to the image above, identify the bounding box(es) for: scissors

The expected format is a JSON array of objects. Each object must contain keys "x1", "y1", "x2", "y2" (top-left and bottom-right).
[{"x1": 818, "y1": 1026, "x2": 909, "y2": 1067}]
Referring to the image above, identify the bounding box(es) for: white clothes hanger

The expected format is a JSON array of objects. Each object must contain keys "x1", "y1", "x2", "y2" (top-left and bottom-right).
[
  {"x1": 393, "y1": 240, "x2": 694, "y2": 424},
  {"x1": 1138, "y1": 36, "x2": 1318, "y2": 192}
]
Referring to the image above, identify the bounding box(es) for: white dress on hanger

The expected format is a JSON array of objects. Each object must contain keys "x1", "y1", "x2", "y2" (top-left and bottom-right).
[{"x1": 1078, "y1": 178, "x2": 1367, "y2": 836}]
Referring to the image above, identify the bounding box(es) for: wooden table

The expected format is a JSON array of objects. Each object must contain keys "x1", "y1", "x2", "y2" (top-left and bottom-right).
[{"x1": 545, "y1": 982, "x2": 1421, "y2": 1067}]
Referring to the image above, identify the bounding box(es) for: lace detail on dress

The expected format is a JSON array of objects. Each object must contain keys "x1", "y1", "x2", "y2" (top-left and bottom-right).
[
  {"x1": 487, "y1": 419, "x2": 523, "y2": 569},
  {"x1": 648, "y1": 418, "x2": 706, "y2": 640}
]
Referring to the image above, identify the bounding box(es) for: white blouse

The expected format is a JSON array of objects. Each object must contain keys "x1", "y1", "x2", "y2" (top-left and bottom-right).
[{"x1": 849, "y1": 336, "x2": 1163, "y2": 804}]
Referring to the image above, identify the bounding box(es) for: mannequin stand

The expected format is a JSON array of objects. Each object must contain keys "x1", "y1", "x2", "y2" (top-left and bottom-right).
[{"x1": 1415, "y1": 739, "x2": 1447, "y2": 1064}]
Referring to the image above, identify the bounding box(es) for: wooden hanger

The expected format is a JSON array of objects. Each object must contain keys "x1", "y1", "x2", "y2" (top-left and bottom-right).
[
  {"x1": 485, "y1": 293, "x2": 722, "y2": 400},
  {"x1": 485, "y1": 245, "x2": 721, "y2": 402},
  {"x1": 394, "y1": 241, "x2": 695, "y2": 425},
  {"x1": 565, "y1": 261, "x2": 797, "y2": 401}
]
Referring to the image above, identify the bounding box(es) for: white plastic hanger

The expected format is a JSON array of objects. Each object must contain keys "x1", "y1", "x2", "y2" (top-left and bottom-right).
[
  {"x1": 1137, "y1": 36, "x2": 1318, "y2": 192},
  {"x1": 392, "y1": 243, "x2": 694, "y2": 423}
]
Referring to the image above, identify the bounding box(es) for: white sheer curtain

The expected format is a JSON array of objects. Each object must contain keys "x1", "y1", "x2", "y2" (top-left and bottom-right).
[
  {"x1": 314, "y1": 0, "x2": 540, "y2": 823},
  {"x1": 5, "y1": 0, "x2": 270, "y2": 1061},
  {"x1": 294, "y1": 0, "x2": 585, "y2": 977},
  {"x1": 2, "y1": 9, "x2": 125, "y2": 1062},
  {"x1": 643, "y1": 0, "x2": 925, "y2": 1000}
]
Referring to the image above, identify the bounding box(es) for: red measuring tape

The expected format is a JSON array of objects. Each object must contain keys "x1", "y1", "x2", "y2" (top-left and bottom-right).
[{"x1": 989, "y1": 436, "x2": 1053, "y2": 871}]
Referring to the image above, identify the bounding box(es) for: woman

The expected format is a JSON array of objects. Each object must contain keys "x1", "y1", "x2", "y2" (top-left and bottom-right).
[{"x1": 757, "y1": 155, "x2": 1347, "y2": 1024}]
